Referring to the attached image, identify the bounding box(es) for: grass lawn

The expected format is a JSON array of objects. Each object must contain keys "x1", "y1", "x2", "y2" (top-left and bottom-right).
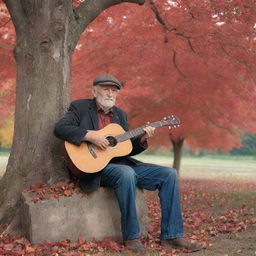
[
  {"x1": 0, "y1": 153, "x2": 255, "y2": 180},
  {"x1": 134, "y1": 154, "x2": 256, "y2": 181},
  {"x1": 0, "y1": 156, "x2": 8, "y2": 177}
]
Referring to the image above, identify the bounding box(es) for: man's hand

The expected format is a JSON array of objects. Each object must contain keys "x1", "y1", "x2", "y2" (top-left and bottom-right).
[
  {"x1": 84, "y1": 131, "x2": 109, "y2": 150},
  {"x1": 140, "y1": 125, "x2": 155, "y2": 143}
]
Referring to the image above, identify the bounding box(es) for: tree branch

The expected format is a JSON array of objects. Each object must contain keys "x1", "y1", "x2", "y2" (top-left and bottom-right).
[
  {"x1": 3, "y1": 0, "x2": 26, "y2": 32},
  {"x1": 71, "y1": 0, "x2": 145, "y2": 50},
  {"x1": 172, "y1": 50, "x2": 191, "y2": 85},
  {"x1": 150, "y1": 1, "x2": 196, "y2": 53},
  {"x1": 176, "y1": 33, "x2": 195, "y2": 53},
  {"x1": 150, "y1": 1, "x2": 176, "y2": 32}
]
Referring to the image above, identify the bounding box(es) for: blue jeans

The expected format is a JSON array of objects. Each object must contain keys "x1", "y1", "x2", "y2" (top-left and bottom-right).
[{"x1": 100, "y1": 163, "x2": 184, "y2": 240}]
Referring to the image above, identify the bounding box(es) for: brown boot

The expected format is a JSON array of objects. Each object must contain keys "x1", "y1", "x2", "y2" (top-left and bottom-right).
[
  {"x1": 123, "y1": 238, "x2": 146, "y2": 253},
  {"x1": 161, "y1": 238, "x2": 202, "y2": 252}
]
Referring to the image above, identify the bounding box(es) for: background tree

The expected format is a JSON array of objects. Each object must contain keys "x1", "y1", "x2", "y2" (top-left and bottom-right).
[
  {"x1": 0, "y1": 117, "x2": 13, "y2": 148},
  {"x1": 71, "y1": 0, "x2": 256, "y2": 171},
  {"x1": 0, "y1": 1, "x2": 15, "y2": 125},
  {"x1": 230, "y1": 133, "x2": 256, "y2": 156},
  {"x1": 0, "y1": 0, "x2": 145, "y2": 233}
]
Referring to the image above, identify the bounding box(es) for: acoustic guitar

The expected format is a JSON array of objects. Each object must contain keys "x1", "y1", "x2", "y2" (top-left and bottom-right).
[{"x1": 64, "y1": 115, "x2": 180, "y2": 176}]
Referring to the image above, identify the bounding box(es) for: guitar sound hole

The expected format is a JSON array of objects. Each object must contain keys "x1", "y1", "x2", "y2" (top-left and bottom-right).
[{"x1": 106, "y1": 136, "x2": 117, "y2": 147}]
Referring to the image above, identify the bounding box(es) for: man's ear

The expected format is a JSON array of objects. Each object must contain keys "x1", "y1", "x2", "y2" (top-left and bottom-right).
[{"x1": 92, "y1": 86, "x2": 97, "y2": 97}]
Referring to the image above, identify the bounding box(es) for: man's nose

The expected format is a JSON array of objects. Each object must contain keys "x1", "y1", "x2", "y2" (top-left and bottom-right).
[{"x1": 107, "y1": 90, "x2": 113, "y2": 97}]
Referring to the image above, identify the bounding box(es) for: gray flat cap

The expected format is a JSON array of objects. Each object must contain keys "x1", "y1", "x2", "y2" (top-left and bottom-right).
[{"x1": 93, "y1": 74, "x2": 122, "y2": 89}]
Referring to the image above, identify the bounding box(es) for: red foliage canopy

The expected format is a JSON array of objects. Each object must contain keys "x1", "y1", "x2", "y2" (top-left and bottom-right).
[
  {"x1": 72, "y1": 0, "x2": 256, "y2": 152},
  {"x1": 1, "y1": 0, "x2": 256, "y2": 151}
]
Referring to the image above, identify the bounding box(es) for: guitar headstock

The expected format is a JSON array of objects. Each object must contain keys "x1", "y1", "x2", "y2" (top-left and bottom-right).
[{"x1": 161, "y1": 115, "x2": 181, "y2": 129}]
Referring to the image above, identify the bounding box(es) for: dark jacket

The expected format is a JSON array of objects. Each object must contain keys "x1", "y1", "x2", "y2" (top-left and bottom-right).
[{"x1": 54, "y1": 98, "x2": 147, "y2": 191}]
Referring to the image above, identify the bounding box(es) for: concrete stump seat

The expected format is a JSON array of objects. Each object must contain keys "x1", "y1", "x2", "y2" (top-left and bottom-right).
[{"x1": 21, "y1": 187, "x2": 148, "y2": 244}]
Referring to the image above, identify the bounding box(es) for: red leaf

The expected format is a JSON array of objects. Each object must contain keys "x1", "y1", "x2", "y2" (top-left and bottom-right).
[
  {"x1": 3, "y1": 243, "x2": 14, "y2": 250},
  {"x1": 64, "y1": 190, "x2": 73, "y2": 196},
  {"x1": 77, "y1": 235, "x2": 85, "y2": 245}
]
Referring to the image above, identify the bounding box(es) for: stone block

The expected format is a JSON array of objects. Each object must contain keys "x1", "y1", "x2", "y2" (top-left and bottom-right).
[{"x1": 20, "y1": 188, "x2": 148, "y2": 244}]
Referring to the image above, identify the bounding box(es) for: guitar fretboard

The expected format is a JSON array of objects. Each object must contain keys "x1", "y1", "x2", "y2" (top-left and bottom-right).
[{"x1": 115, "y1": 121, "x2": 163, "y2": 143}]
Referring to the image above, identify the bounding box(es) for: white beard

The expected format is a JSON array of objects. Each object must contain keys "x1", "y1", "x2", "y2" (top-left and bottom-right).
[{"x1": 96, "y1": 97, "x2": 115, "y2": 110}]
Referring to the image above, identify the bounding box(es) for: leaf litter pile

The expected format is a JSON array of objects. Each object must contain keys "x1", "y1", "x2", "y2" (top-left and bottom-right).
[{"x1": 1, "y1": 178, "x2": 256, "y2": 255}]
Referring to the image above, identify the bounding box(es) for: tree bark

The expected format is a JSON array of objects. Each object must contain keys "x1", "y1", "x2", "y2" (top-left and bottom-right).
[
  {"x1": 170, "y1": 136, "x2": 184, "y2": 175},
  {"x1": 0, "y1": 0, "x2": 145, "y2": 234},
  {"x1": 0, "y1": 0, "x2": 74, "y2": 232}
]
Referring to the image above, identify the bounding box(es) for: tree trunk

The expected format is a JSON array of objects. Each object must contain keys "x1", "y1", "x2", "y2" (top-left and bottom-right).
[
  {"x1": 170, "y1": 136, "x2": 184, "y2": 175},
  {"x1": 0, "y1": 0, "x2": 73, "y2": 231}
]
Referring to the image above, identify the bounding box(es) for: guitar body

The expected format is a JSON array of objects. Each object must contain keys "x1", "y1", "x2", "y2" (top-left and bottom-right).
[
  {"x1": 64, "y1": 123, "x2": 133, "y2": 175},
  {"x1": 64, "y1": 115, "x2": 180, "y2": 177}
]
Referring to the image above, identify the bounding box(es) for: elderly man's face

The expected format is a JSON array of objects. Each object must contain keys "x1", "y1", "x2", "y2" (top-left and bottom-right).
[{"x1": 93, "y1": 84, "x2": 119, "y2": 110}]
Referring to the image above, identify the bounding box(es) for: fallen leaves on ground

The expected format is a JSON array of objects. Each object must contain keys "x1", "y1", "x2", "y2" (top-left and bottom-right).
[
  {"x1": 22, "y1": 181, "x2": 79, "y2": 203},
  {"x1": 1, "y1": 178, "x2": 256, "y2": 255}
]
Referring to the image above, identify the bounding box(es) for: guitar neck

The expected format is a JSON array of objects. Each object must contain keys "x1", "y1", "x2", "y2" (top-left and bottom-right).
[{"x1": 116, "y1": 121, "x2": 163, "y2": 143}]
